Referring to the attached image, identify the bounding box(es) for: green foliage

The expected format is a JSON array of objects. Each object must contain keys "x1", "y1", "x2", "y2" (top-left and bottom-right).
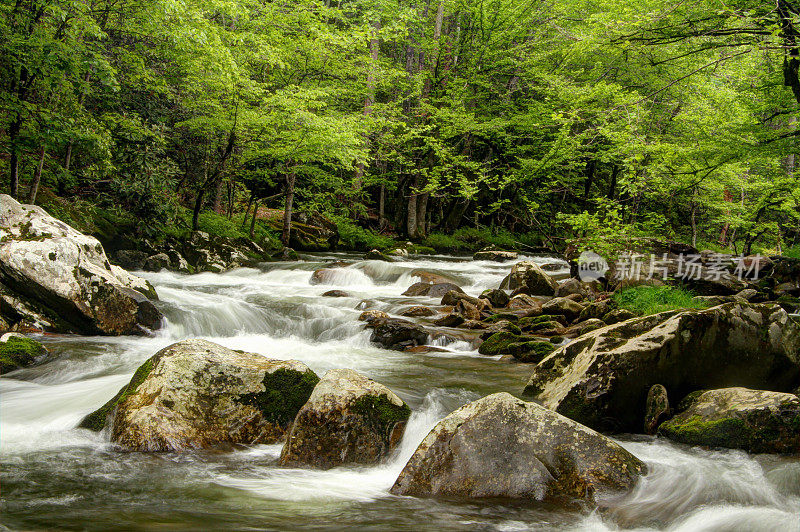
[
  {"x1": 421, "y1": 233, "x2": 468, "y2": 252},
  {"x1": 613, "y1": 286, "x2": 708, "y2": 316},
  {"x1": 334, "y1": 218, "x2": 396, "y2": 251}
]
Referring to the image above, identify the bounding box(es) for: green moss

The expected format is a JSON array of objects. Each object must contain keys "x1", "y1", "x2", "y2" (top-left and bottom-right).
[
  {"x1": 658, "y1": 415, "x2": 750, "y2": 448},
  {"x1": 484, "y1": 313, "x2": 520, "y2": 323},
  {"x1": 518, "y1": 315, "x2": 564, "y2": 330},
  {"x1": 352, "y1": 393, "x2": 411, "y2": 440},
  {"x1": 0, "y1": 337, "x2": 48, "y2": 373},
  {"x1": 238, "y1": 368, "x2": 320, "y2": 427},
  {"x1": 676, "y1": 390, "x2": 706, "y2": 412},
  {"x1": 511, "y1": 341, "x2": 555, "y2": 363},
  {"x1": 78, "y1": 358, "x2": 154, "y2": 431},
  {"x1": 478, "y1": 331, "x2": 521, "y2": 356}
]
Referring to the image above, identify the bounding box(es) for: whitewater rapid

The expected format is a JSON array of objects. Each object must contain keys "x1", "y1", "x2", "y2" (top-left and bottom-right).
[{"x1": 1, "y1": 253, "x2": 798, "y2": 531}]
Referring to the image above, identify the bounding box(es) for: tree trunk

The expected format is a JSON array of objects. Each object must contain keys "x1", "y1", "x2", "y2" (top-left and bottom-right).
[
  {"x1": 378, "y1": 184, "x2": 386, "y2": 230},
  {"x1": 249, "y1": 200, "x2": 259, "y2": 239},
  {"x1": 213, "y1": 176, "x2": 224, "y2": 213},
  {"x1": 416, "y1": 192, "x2": 428, "y2": 238},
  {"x1": 607, "y1": 165, "x2": 618, "y2": 199},
  {"x1": 281, "y1": 167, "x2": 296, "y2": 246},
  {"x1": 8, "y1": 116, "x2": 22, "y2": 199},
  {"x1": 406, "y1": 177, "x2": 419, "y2": 239},
  {"x1": 241, "y1": 192, "x2": 254, "y2": 230},
  {"x1": 28, "y1": 146, "x2": 46, "y2": 203},
  {"x1": 192, "y1": 189, "x2": 205, "y2": 231}
]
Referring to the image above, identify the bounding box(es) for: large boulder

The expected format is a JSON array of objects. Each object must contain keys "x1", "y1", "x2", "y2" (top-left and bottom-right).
[
  {"x1": 0, "y1": 195, "x2": 162, "y2": 335},
  {"x1": 279, "y1": 369, "x2": 410, "y2": 468},
  {"x1": 500, "y1": 261, "x2": 557, "y2": 295},
  {"x1": 390, "y1": 393, "x2": 646, "y2": 503},
  {"x1": 523, "y1": 303, "x2": 800, "y2": 432},
  {"x1": 368, "y1": 318, "x2": 429, "y2": 350},
  {"x1": 658, "y1": 387, "x2": 800, "y2": 454},
  {"x1": 78, "y1": 339, "x2": 319, "y2": 451}
]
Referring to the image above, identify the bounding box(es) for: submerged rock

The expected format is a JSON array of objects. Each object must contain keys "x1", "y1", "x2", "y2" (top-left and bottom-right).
[
  {"x1": 523, "y1": 303, "x2": 800, "y2": 432},
  {"x1": 280, "y1": 369, "x2": 410, "y2": 468},
  {"x1": 390, "y1": 392, "x2": 645, "y2": 503},
  {"x1": 0, "y1": 195, "x2": 162, "y2": 335},
  {"x1": 0, "y1": 333, "x2": 48, "y2": 373},
  {"x1": 78, "y1": 339, "x2": 319, "y2": 451},
  {"x1": 658, "y1": 387, "x2": 800, "y2": 454}
]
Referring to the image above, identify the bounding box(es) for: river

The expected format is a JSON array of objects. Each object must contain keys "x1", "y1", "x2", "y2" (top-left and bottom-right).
[{"x1": 2, "y1": 253, "x2": 799, "y2": 531}]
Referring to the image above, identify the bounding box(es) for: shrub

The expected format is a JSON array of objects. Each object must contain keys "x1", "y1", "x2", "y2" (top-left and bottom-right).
[
  {"x1": 422, "y1": 233, "x2": 468, "y2": 252},
  {"x1": 334, "y1": 218, "x2": 396, "y2": 251},
  {"x1": 613, "y1": 285, "x2": 708, "y2": 316}
]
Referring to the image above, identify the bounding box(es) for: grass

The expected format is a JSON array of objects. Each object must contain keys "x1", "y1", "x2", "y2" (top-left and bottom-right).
[{"x1": 613, "y1": 285, "x2": 709, "y2": 316}]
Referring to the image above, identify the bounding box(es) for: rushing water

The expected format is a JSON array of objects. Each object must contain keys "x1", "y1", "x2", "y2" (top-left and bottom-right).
[{"x1": 2, "y1": 253, "x2": 799, "y2": 531}]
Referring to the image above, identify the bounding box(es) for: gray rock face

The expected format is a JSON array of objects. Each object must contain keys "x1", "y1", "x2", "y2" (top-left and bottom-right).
[
  {"x1": 523, "y1": 303, "x2": 800, "y2": 432},
  {"x1": 78, "y1": 339, "x2": 319, "y2": 451},
  {"x1": 541, "y1": 297, "x2": 585, "y2": 322},
  {"x1": 390, "y1": 392, "x2": 646, "y2": 503},
  {"x1": 0, "y1": 195, "x2": 162, "y2": 335},
  {"x1": 658, "y1": 387, "x2": 800, "y2": 454},
  {"x1": 280, "y1": 369, "x2": 411, "y2": 469}
]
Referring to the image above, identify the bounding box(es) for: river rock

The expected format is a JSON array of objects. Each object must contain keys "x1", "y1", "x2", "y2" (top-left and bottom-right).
[
  {"x1": 479, "y1": 288, "x2": 509, "y2": 308},
  {"x1": 644, "y1": 384, "x2": 670, "y2": 435},
  {"x1": 523, "y1": 302, "x2": 800, "y2": 432},
  {"x1": 410, "y1": 270, "x2": 455, "y2": 285},
  {"x1": 279, "y1": 369, "x2": 410, "y2": 468},
  {"x1": 364, "y1": 249, "x2": 392, "y2": 261},
  {"x1": 400, "y1": 306, "x2": 436, "y2": 317},
  {"x1": 358, "y1": 310, "x2": 389, "y2": 323},
  {"x1": 0, "y1": 194, "x2": 162, "y2": 335},
  {"x1": 368, "y1": 318, "x2": 428, "y2": 350},
  {"x1": 440, "y1": 290, "x2": 479, "y2": 307},
  {"x1": 473, "y1": 249, "x2": 519, "y2": 262},
  {"x1": 500, "y1": 261, "x2": 556, "y2": 295},
  {"x1": 541, "y1": 297, "x2": 585, "y2": 322},
  {"x1": 322, "y1": 290, "x2": 349, "y2": 297},
  {"x1": 142, "y1": 253, "x2": 171, "y2": 272},
  {"x1": 390, "y1": 392, "x2": 646, "y2": 503},
  {"x1": 78, "y1": 339, "x2": 319, "y2": 451},
  {"x1": 0, "y1": 334, "x2": 48, "y2": 373},
  {"x1": 658, "y1": 387, "x2": 800, "y2": 454},
  {"x1": 402, "y1": 282, "x2": 464, "y2": 298}
]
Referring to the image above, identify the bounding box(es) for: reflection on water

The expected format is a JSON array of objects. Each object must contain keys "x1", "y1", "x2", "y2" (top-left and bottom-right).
[{"x1": 2, "y1": 253, "x2": 798, "y2": 531}]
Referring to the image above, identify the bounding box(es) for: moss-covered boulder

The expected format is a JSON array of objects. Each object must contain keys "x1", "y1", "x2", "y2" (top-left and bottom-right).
[
  {"x1": 658, "y1": 387, "x2": 800, "y2": 454},
  {"x1": 541, "y1": 297, "x2": 585, "y2": 322},
  {"x1": 500, "y1": 261, "x2": 556, "y2": 294},
  {"x1": 644, "y1": 384, "x2": 670, "y2": 435},
  {"x1": 510, "y1": 340, "x2": 555, "y2": 363},
  {"x1": 523, "y1": 303, "x2": 800, "y2": 433},
  {"x1": 390, "y1": 392, "x2": 646, "y2": 503},
  {"x1": 78, "y1": 339, "x2": 319, "y2": 451},
  {"x1": 402, "y1": 282, "x2": 464, "y2": 298},
  {"x1": 0, "y1": 334, "x2": 48, "y2": 373},
  {"x1": 478, "y1": 331, "x2": 521, "y2": 355},
  {"x1": 0, "y1": 194, "x2": 161, "y2": 335},
  {"x1": 280, "y1": 369, "x2": 410, "y2": 469}
]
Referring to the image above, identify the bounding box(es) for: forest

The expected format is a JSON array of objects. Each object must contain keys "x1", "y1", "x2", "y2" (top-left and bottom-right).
[{"x1": 2, "y1": 0, "x2": 800, "y2": 257}]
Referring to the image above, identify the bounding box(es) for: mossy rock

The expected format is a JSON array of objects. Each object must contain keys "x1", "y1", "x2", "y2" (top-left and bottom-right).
[
  {"x1": 478, "y1": 331, "x2": 521, "y2": 356},
  {"x1": 0, "y1": 336, "x2": 48, "y2": 373},
  {"x1": 517, "y1": 314, "x2": 566, "y2": 330},
  {"x1": 484, "y1": 313, "x2": 520, "y2": 323},
  {"x1": 238, "y1": 368, "x2": 320, "y2": 427},
  {"x1": 511, "y1": 341, "x2": 555, "y2": 363},
  {"x1": 657, "y1": 387, "x2": 800, "y2": 454}
]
